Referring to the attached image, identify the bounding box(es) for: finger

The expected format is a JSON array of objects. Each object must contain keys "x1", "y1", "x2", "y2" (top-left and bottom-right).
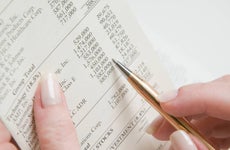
[
  {"x1": 189, "y1": 135, "x2": 209, "y2": 150},
  {"x1": 153, "y1": 119, "x2": 175, "y2": 141},
  {"x1": 147, "y1": 117, "x2": 219, "y2": 149},
  {"x1": 170, "y1": 130, "x2": 198, "y2": 150},
  {"x1": 209, "y1": 122, "x2": 230, "y2": 138},
  {"x1": 146, "y1": 116, "x2": 175, "y2": 140},
  {"x1": 147, "y1": 117, "x2": 225, "y2": 149},
  {"x1": 146, "y1": 116, "x2": 203, "y2": 141},
  {"x1": 0, "y1": 143, "x2": 17, "y2": 150},
  {"x1": 158, "y1": 75, "x2": 230, "y2": 120},
  {"x1": 149, "y1": 116, "x2": 230, "y2": 140},
  {"x1": 169, "y1": 145, "x2": 174, "y2": 150},
  {"x1": 210, "y1": 137, "x2": 230, "y2": 149},
  {"x1": 169, "y1": 132, "x2": 210, "y2": 150},
  {"x1": 34, "y1": 73, "x2": 80, "y2": 150},
  {"x1": 190, "y1": 117, "x2": 227, "y2": 137},
  {"x1": 0, "y1": 120, "x2": 11, "y2": 143}
]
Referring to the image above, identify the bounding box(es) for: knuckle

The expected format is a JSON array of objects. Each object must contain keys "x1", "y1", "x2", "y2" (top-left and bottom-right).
[
  {"x1": 219, "y1": 74, "x2": 230, "y2": 82},
  {"x1": 178, "y1": 83, "x2": 202, "y2": 94}
]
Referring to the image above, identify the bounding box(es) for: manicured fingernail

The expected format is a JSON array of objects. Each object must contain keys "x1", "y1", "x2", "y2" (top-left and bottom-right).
[
  {"x1": 157, "y1": 90, "x2": 178, "y2": 102},
  {"x1": 145, "y1": 116, "x2": 164, "y2": 135},
  {"x1": 170, "y1": 130, "x2": 197, "y2": 150},
  {"x1": 41, "y1": 73, "x2": 62, "y2": 107}
]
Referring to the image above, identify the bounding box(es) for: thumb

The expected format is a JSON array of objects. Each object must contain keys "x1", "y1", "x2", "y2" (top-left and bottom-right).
[
  {"x1": 34, "y1": 73, "x2": 80, "y2": 150},
  {"x1": 158, "y1": 75, "x2": 230, "y2": 120}
]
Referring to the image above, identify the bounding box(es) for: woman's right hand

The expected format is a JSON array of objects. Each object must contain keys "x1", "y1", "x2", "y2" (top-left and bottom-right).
[{"x1": 147, "y1": 75, "x2": 230, "y2": 150}]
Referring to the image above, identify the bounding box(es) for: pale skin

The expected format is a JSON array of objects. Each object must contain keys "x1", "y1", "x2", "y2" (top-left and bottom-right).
[
  {"x1": 151, "y1": 75, "x2": 230, "y2": 150},
  {"x1": 0, "y1": 74, "x2": 229, "y2": 149},
  {"x1": 0, "y1": 74, "x2": 80, "y2": 150}
]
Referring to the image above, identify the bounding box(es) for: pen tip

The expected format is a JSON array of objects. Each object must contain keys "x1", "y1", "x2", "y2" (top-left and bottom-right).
[
  {"x1": 111, "y1": 59, "x2": 120, "y2": 67},
  {"x1": 112, "y1": 59, "x2": 117, "y2": 64},
  {"x1": 111, "y1": 58, "x2": 120, "y2": 67},
  {"x1": 111, "y1": 58, "x2": 132, "y2": 78}
]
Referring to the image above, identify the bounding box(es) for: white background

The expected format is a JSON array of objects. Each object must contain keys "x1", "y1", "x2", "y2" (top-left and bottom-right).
[{"x1": 127, "y1": 0, "x2": 230, "y2": 86}]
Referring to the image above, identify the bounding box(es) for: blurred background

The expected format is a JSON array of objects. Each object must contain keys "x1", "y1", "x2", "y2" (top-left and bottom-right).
[{"x1": 127, "y1": 0, "x2": 230, "y2": 87}]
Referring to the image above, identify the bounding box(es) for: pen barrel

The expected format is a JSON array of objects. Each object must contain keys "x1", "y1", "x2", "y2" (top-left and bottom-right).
[{"x1": 127, "y1": 74, "x2": 216, "y2": 150}]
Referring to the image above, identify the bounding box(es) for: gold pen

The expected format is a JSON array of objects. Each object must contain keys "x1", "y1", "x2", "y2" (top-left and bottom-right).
[{"x1": 112, "y1": 59, "x2": 216, "y2": 150}]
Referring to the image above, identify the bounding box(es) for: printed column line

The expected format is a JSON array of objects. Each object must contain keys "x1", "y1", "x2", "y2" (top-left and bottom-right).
[
  {"x1": 0, "y1": 0, "x2": 14, "y2": 16},
  {"x1": 5, "y1": 0, "x2": 102, "y2": 116}
]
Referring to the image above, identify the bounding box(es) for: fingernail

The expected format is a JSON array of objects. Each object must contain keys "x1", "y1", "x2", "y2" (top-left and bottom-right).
[
  {"x1": 170, "y1": 130, "x2": 197, "y2": 150},
  {"x1": 41, "y1": 73, "x2": 62, "y2": 107},
  {"x1": 145, "y1": 116, "x2": 164, "y2": 135},
  {"x1": 157, "y1": 90, "x2": 178, "y2": 102}
]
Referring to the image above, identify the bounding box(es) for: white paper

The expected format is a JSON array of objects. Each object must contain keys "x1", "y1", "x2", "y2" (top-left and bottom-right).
[{"x1": 0, "y1": 0, "x2": 173, "y2": 149}]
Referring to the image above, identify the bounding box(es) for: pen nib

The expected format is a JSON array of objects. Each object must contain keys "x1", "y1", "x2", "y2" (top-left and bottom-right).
[{"x1": 112, "y1": 59, "x2": 132, "y2": 78}]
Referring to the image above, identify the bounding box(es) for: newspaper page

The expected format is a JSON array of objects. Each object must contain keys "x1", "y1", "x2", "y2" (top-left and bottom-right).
[{"x1": 0, "y1": 0, "x2": 173, "y2": 149}]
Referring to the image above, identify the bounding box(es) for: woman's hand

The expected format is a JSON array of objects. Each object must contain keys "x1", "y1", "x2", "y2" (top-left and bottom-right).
[
  {"x1": 0, "y1": 120, "x2": 17, "y2": 149},
  {"x1": 33, "y1": 73, "x2": 80, "y2": 150},
  {"x1": 0, "y1": 73, "x2": 80, "y2": 150},
  {"x1": 147, "y1": 75, "x2": 230, "y2": 150}
]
